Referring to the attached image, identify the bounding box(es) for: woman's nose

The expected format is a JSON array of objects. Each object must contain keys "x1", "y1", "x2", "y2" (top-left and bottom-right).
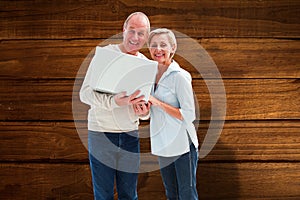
[{"x1": 155, "y1": 46, "x2": 162, "y2": 51}]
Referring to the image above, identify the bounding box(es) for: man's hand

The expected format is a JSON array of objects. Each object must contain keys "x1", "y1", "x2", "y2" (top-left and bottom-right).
[{"x1": 114, "y1": 90, "x2": 144, "y2": 106}]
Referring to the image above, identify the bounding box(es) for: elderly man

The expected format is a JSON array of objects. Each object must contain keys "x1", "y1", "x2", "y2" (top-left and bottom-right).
[{"x1": 80, "y1": 12, "x2": 151, "y2": 200}]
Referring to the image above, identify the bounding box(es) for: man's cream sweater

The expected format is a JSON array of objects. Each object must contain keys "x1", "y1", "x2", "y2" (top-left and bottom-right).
[{"x1": 80, "y1": 44, "x2": 148, "y2": 132}]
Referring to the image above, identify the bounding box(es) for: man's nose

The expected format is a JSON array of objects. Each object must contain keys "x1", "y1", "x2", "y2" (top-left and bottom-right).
[{"x1": 132, "y1": 32, "x2": 139, "y2": 40}]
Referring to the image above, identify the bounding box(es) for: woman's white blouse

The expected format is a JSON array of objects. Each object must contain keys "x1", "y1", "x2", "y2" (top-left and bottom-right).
[{"x1": 150, "y1": 61, "x2": 199, "y2": 157}]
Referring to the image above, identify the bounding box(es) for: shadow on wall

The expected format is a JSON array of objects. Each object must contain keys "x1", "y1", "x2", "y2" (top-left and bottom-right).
[{"x1": 197, "y1": 125, "x2": 240, "y2": 200}]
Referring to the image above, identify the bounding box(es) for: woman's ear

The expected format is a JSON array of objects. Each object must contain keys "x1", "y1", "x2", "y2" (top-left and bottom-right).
[
  {"x1": 170, "y1": 52, "x2": 175, "y2": 58},
  {"x1": 170, "y1": 48, "x2": 176, "y2": 58},
  {"x1": 171, "y1": 44, "x2": 177, "y2": 55}
]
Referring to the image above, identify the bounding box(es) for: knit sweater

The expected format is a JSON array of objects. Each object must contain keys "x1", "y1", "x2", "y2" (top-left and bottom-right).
[{"x1": 79, "y1": 44, "x2": 148, "y2": 132}]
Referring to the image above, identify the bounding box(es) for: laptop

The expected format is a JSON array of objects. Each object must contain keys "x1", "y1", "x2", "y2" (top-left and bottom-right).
[{"x1": 90, "y1": 47, "x2": 158, "y2": 102}]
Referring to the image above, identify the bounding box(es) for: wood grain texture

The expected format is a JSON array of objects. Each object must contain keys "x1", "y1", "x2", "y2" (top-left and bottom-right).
[
  {"x1": 193, "y1": 79, "x2": 300, "y2": 120},
  {"x1": 1, "y1": 0, "x2": 299, "y2": 199},
  {"x1": 1, "y1": 162, "x2": 299, "y2": 200},
  {"x1": 0, "y1": 163, "x2": 93, "y2": 200},
  {"x1": 197, "y1": 162, "x2": 300, "y2": 199},
  {"x1": 0, "y1": 79, "x2": 299, "y2": 121},
  {"x1": 0, "y1": 121, "x2": 88, "y2": 162},
  {"x1": 1, "y1": 0, "x2": 299, "y2": 39},
  {"x1": 1, "y1": 38, "x2": 299, "y2": 79},
  {"x1": 1, "y1": 121, "x2": 299, "y2": 162}
]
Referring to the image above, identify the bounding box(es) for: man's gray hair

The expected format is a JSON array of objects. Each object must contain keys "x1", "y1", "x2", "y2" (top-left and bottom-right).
[{"x1": 123, "y1": 12, "x2": 151, "y2": 33}]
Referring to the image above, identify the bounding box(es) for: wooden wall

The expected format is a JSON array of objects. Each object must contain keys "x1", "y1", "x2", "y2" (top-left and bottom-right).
[{"x1": 1, "y1": 0, "x2": 299, "y2": 199}]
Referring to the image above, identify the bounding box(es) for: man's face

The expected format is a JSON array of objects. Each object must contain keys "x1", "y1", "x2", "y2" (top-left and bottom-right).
[{"x1": 123, "y1": 15, "x2": 149, "y2": 55}]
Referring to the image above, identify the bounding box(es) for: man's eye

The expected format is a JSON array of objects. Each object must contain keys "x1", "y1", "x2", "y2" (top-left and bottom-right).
[{"x1": 127, "y1": 30, "x2": 135, "y2": 34}]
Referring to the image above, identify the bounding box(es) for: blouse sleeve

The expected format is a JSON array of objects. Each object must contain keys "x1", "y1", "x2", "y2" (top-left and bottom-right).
[{"x1": 175, "y1": 71, "x2": 196, "y2": 123}]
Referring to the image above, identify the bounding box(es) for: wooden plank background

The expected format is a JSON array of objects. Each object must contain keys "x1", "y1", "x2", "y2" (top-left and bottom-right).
[{"x1": 1, "y1": 0, "x2": 299, "y2": 199}]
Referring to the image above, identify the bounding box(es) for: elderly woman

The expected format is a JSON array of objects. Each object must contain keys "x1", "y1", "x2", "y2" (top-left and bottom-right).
[{"x1": 140, "y1": 28, "x2": 199, "y2": 199}]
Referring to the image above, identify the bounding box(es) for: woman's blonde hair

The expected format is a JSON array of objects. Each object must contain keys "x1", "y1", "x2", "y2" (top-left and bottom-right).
[{"x1": 148, "y1": 28, "x2": 177, "y2": 53}]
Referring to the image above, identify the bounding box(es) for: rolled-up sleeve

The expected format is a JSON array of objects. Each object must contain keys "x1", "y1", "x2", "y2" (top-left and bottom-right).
[{"x1": 175, "y1": 73, "x2": 196, "y2": 123}]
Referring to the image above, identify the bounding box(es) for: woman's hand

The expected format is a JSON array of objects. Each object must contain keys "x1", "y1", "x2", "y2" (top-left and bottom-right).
[
  {"x1": 148, "y1": 95, "x2": 162, "y2": 107},
  {"x1": 133, "y1": 100, "x2": 151, "y2": 116}
]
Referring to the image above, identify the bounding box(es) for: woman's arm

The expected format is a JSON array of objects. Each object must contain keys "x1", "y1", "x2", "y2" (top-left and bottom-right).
[
  {"x1": 148, "y1": 71, "x2": 195, "y2": 122},
  {"x1": 175, "y1": 72, "x2": 196, "y2": 123},
  {"x1": 149, "y1": 95, "x2": 183, "y2": 120}
]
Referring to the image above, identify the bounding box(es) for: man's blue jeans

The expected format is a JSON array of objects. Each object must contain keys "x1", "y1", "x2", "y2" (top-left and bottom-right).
[
  {"x1": 158, "y1": 143, "x2": 199, "y2": 200},
  {"x1": 88, "y1": 130, "x2": 140, "y2": 200}
]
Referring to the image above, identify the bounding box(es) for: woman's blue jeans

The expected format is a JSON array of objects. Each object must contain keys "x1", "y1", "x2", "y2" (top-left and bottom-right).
[
  {"x1": 88, "y1": 130, "x2": 140, "y2": 200},
  {"x1": 158, "y1": 143, "x2": 199, "y2": 200}
]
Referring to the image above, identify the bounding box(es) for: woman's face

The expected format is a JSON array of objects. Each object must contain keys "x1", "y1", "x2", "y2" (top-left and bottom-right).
[{"x1": 149, "y1": 34, "x2": 173, "y2": 65}]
